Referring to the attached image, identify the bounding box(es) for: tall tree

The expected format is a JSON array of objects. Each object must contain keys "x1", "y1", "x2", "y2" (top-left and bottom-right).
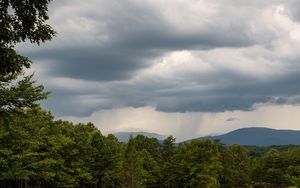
[
  {"x1": 172, "y1": 140, "x2": 223, "y2": 188},
  {"x1": 0, "y1": 0, "x2": 55, "y2": 113},
  {"x1": 220, "y1": 144, "x2": 251, "y2": 188},
  {"x1": 161, "y1": 136, "x2": 176, "y2": 162},
  {"x1": 251, "y1": 149, "x2": 285, "y2": 187},
  {"x1": 0, "y1": 107, "x2": 62, "y2": 187},
  {"x1": 123, "y1": 136, "x2": 147, "y2": 188},
  {"x1": 100, "y1": 134, "x2": 123, "y2": 188},
  {"x1": 160, "y1": 136, "x2": 176, "y2": 188}
]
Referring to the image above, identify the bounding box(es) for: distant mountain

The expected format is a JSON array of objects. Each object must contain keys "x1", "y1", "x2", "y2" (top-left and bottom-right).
[
  {"x1": 114, "y1": 132, "x2": 166, "y2": 142},
  {"x1": 196, "y1": 127, "x2": 300, "y2": 146}
]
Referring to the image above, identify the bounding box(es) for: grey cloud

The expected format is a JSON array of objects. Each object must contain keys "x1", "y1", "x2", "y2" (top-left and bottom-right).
[
  {"x1": 25, "y1": 0, "x2": 264, "y2": 82},
  {"x1": 116, "y1": 27, "x2": 254, "y2": 51},
  {"x1": 285, "y1": 0, "x2": 300, "y2": 21},
  {"x1": 31, "y1": 47, "x2": 157, "y2": 81},
  {"x1": 42, "y1": 90, "x2": 112, "y2": 117},
  {"x1": 44, "y1": 68, "x2": 300, "y2": 117},
  {"x1": 21, "y1": 0, "x2": 300, "y2": 116},
  {"x1": 154, "y1": 71, "x2": 300, "y2": 113},
  {"x1": 155, "y1": 94, "x2": 272, "y2": 113},
  {"x1": 226, "y1": 118, "x2": 240, "y2": 122},
  {"x1": 118, "y1": 69, "x2": 300, "y2": 112}
]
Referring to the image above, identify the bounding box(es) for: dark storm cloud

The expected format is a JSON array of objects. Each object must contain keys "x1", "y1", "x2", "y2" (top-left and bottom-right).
[
  {"x1": 28, "y1": 25, "x2": 253, "y2": 81},
  {"x1": 154, "y1": 70, "x2": 300, "y2": 113},
  {"x1": 19, "y1": 0, "x2": 300, "y2": 116},
  {"x1": 24, "y1": 0, "x2": 260, "y2": 82},
  {"x1": 31, "y1": 47, "x2": 157, "y2": 81},
  {"x1": 27, "y1": 23, "x2": 254, "y2": 82},
  {"x1": 117, "y1": 28, "x2": 254, "y2": 51},
  {"x1": 46, "y1": 67, "x2": 300, "y2": 117}
]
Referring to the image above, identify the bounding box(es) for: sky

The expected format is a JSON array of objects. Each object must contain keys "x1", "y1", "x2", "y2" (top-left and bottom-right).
[{"x1": 17, "y1": 0, "x2": 300, "y2": 141}]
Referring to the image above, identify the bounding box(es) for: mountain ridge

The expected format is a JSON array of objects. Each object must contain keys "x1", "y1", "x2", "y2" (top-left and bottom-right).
[
  {"x1": 114, "y1": 127, "x2": 300, "y2": 146},
  {"x1": 196, "y1": 127, "x2": 300, "y2": 146}
]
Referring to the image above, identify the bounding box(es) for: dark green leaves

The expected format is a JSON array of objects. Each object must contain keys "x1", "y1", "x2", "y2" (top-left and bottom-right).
[
  {"x1": 0, "y1": 0, "x2": 55, "y2": 45},
  {"x1": 0, "y1": 0, "x2": 55, "y2": 76},
  {"x1": 0, "y1": 0, "x2": 54, "y2": 113},
  {"x1": 0, "y1": 74, "x2": 49, "y2": 113}
]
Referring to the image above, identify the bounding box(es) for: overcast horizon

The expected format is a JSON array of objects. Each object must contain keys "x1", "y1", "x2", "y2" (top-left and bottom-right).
[{"x1": 18, "y1": 0, "x2": 300, "y2": 141}]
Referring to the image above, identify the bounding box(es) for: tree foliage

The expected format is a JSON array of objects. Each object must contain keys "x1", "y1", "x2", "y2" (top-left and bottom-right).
[
  {"x1": 1, "y1": 109, "x2": 300, "y2": 187},
  {"x1": 0, "y1": 74, "x2": 49, "y2": 113},
  {"x1": 0, "y1": 0, "x2": 55, "y2": 75},
  {"x1": 0, "y1": 0, "x2": 54, "y2": 113},
  {"x1": 171, "y1": 140, "x2": 223, "y2": 188}
]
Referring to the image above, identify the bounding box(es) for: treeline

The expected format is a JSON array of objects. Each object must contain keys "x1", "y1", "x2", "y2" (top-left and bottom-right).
[{"x1": 1, "y1": 108, "x2": 300, "y2": 188}]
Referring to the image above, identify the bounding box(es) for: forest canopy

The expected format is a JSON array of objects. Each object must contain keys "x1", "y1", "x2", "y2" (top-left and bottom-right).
[{"x1": 1, "y1": 109, "x2": 300, "y2": 187}]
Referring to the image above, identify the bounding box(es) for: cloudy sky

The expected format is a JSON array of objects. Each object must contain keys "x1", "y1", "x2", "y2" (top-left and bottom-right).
[{"x1": 18, "y1": 0, "x2": 300, "y2": 141}]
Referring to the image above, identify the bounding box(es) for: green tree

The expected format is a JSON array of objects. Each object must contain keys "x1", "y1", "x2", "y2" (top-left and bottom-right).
[
  {"x1": 251, "y1": 149, "x2": 285, "y2": 187},
  {"x1": 281, "y1": 149, "x2": 300, "y2": 187},
  {"x1": 160, "y1": 136, "x2": 176, "y2": 188},
  {"x1": 220, "y1": 144, "x2": 251, "y2": 188},
  {"x1": 56, "y1": 122, "x2": 97, "y2": 187},
  {"x1": 0, "y1": 107, "x2": 66, "y2": 187},
  {"x1": 172, "y1": 140, "x2": 223, "y2": 188},
  {"x1": 133, "y1": 135, "x2": 161, "y2": 159},
  {"x1": 0, "y1": 0, "x2": 55, "y2": 75},
  {"x1": 0, "y1": 0, "x2": 55, "y2": 113},
  {"x1": 123, "y1": 136, "x2": 147, "y2": 188},
  {"x1": 161, "y1": 136, "x2": 176, "y2": 162},
  {"x1": 128, "y1": 135, "x2": 163, "y2": 187},
  {"x1": 0, "y1": 74, "x2": 49, "y2": 113},
  {"x1": 100, "y1": 134, "x2": 123, "y2": 188}
]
